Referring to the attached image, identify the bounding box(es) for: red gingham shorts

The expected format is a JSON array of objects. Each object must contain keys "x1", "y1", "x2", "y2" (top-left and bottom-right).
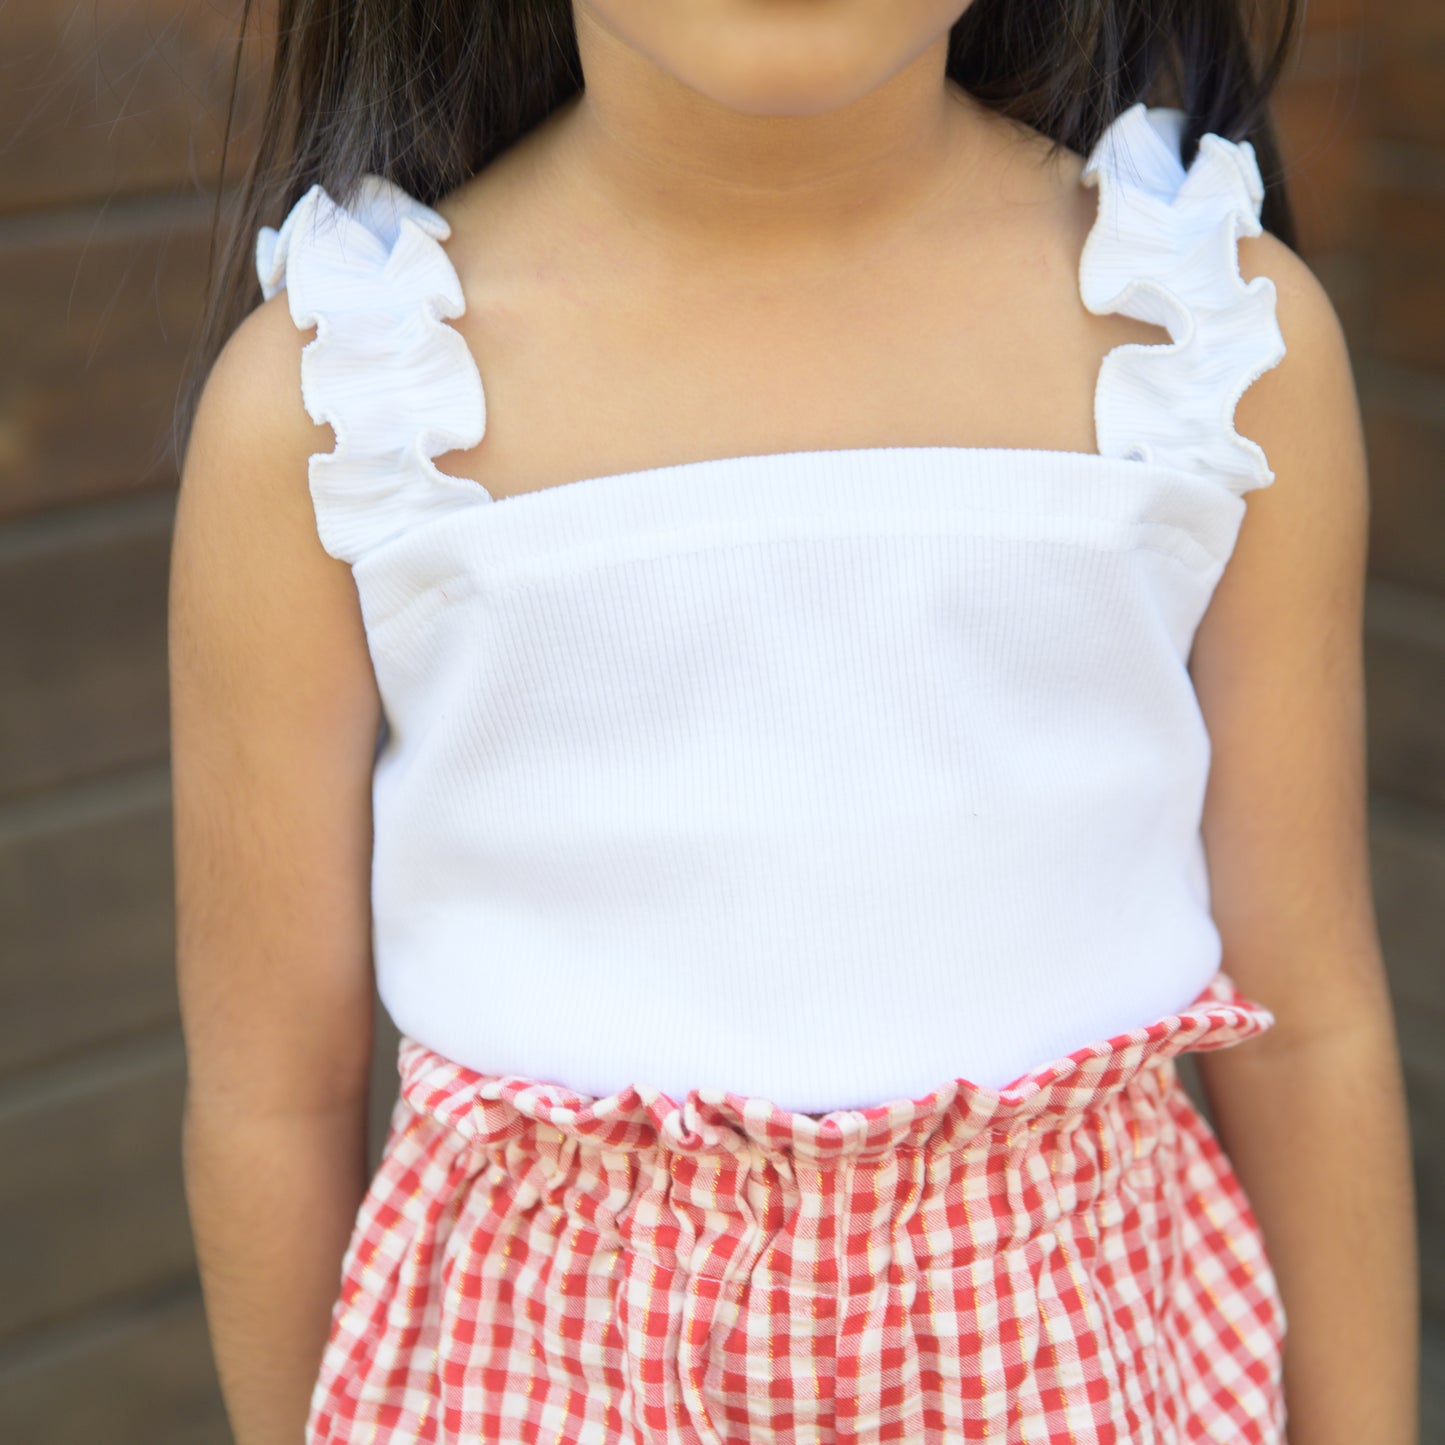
[{"x1": 307, "y1": 972, "x2": 1286, "y2": 1443}]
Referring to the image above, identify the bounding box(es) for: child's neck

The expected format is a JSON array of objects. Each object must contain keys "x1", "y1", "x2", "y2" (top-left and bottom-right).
[{"x1": 548, "y1": 10, "x2": 998, "y2": 260}]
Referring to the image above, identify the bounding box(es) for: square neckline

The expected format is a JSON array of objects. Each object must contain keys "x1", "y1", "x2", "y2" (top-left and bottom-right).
[
  {"x1": 453, "y1": 439, "x2": 1150, "y2": 514},
  {"x1": 354, "y1": 442, "x2": 1248, "y2": 601},
  {"x1": 260, "y1": 101, "x2": 1282, "y2": 570},
  {"x1": 430, "y1": 441, "x2": 1156, "y2": 514},
  {"x1": 416, "y1": 106, "x2": 1169, "y2": 511}
]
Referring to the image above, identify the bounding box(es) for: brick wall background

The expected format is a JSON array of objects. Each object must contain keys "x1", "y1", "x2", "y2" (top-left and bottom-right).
[{"x1": 0, "y1": 1, "x2": 1439, "y2": 1437}]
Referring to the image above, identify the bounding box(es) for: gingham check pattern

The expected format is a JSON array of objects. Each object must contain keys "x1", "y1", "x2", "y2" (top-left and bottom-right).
[{"x1": 307, "y1": 972, "x2": 1286, "y2": 1443}]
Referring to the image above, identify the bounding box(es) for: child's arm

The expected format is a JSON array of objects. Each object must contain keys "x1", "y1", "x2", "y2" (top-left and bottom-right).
[
  {"x1": 1189, "y1": 234, "x2": 1419, "y2": 1445},
  {"x1": 169, "y1": 297, "x2": 384, "y2": 1445}
]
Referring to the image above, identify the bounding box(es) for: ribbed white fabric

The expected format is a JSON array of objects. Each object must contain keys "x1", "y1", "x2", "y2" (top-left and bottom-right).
[{"x1": 256, "y1": 102, "x2": 1286, "y2": 1111}]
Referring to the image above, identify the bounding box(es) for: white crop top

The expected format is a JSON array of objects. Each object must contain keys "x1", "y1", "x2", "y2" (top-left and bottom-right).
[{"x1": 256, "y1": 101, "x2": 1286, "y2": 1112}]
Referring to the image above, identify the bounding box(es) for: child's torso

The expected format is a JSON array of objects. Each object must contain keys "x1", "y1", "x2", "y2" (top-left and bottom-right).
[{"x1": 255, "y1": 99, "x2": 1286, "y2": 1112}]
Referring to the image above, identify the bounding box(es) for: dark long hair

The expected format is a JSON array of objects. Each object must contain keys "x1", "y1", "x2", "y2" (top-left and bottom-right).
[{"x1": 168, "y1": 0, "x2": 1303, "y2": 474}]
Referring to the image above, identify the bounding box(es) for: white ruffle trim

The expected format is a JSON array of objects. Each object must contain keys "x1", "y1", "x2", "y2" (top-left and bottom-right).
[
  {"x1": 256, "y1": 173, "x2": 487, "y2": 565},
  {"x1": 254, "y1": 105, "x2": 1287, "y2": 564},
  {"x1": 1080, "y1": 102, "x2": 1287, "y2": 494}
]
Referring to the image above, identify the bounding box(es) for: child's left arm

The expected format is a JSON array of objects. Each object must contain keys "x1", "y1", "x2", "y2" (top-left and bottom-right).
[{"x1": 1189, "y1": 233, "x2": 1420, "y2": 1445}]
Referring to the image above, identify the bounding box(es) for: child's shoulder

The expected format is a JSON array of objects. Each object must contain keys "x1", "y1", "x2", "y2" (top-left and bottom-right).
[
  {"x1": 1073, "y1": 101, "x2": 1351, "y2": 495},
  {"x1": 1231, "y1": 221, "x2": 1352, "y2": 458},
  {"x1": 190, "y1": 287, "x2": 334, "y2": 518}
]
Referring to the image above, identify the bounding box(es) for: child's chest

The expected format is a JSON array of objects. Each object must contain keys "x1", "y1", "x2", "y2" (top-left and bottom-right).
[{"x1": 427, "y1": 183, "x2": 1170, "y2": 503}]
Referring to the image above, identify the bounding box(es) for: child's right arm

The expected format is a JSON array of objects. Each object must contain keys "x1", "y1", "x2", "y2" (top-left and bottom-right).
[{"x1": 169, "y1": 295, "x2": 384, "y2": 1445}]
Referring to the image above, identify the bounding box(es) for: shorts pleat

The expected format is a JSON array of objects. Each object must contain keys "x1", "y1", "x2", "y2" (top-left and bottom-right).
[{"x1": 306, "y1": 972, "x2": 1286, "y2": 1443}]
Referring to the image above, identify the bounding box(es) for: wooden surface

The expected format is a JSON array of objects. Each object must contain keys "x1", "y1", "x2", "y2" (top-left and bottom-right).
[
  {"x1": 0, "y1": 496, "x2": 174, "y2": 794},
  {"x1": 0, "y1": 0, "x2": 265, "y2": 214},
  {"x1": 1, "y1": 222, "x2": 216, "y2": 519}
]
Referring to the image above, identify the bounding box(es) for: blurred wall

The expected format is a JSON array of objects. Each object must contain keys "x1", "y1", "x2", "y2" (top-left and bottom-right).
[
  {"x1": 0, "y1": 4, "x2": 390, "y2": 1437},
  {"x1": 0, "y1": 0, "x2": 1439, "y2": 1438}
]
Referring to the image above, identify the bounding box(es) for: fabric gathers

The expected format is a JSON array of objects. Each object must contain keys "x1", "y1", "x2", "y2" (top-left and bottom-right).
[{"x1": 307, "y1": 975, "x2": 1285, "y2": 1443}]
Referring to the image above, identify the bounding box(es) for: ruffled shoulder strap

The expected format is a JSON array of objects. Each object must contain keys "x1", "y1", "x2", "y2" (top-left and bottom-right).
[
  {"x1": 1079, "y1": 103, "x2": 1287, "y2": 494},
  {"x1": 255, "y1": 174, "x2": 488, "y2": 566}
]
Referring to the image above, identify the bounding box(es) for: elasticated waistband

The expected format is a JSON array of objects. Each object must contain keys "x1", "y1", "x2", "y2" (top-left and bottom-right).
[{"x1": 395, "y1": 971, "x2": 1271, "y2": 1166}]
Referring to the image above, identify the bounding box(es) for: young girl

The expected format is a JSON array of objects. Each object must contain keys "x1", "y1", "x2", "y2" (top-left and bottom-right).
[{"x1": 168, "y1": 2, "x2": 1419, "y2": 1442}]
